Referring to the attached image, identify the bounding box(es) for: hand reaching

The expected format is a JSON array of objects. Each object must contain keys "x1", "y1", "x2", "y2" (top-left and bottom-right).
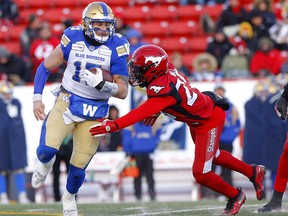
[{"x1": 89, "y1": 119, "x2": 119, "y2": 137}]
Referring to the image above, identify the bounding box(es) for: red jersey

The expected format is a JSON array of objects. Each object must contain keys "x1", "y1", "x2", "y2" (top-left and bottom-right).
[{"x1": 115, "y1": 66, "x2": 225, "y2": 132}]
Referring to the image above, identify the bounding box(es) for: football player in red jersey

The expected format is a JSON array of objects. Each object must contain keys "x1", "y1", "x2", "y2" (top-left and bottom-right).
[{"x1": 89, "y1": 44, "x2": 266, "y2": 215}]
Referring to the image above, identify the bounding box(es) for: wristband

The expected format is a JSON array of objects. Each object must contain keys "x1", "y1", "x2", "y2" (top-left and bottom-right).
[
  {"x1": 95, "y1": 81, "x2": 118, "y2": 95},
  {"x1": 33, "y1": 94, "x2": 42, "y2": 102}
]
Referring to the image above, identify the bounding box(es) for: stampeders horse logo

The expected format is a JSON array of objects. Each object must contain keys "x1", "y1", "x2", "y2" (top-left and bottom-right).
[
  {"x1": 150, "y1": 85, "x2": 165, "y2": 94},
  {"x1": 145, "y1": 56, "x2": 165, "y2": 67}
]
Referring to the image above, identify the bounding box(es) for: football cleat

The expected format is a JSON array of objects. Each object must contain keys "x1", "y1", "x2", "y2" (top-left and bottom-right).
[
  {"x1": 62, "y1": 190, "x2": 78, "y2": 216},
  {"x1": 222, "y1": 187, "x2": 246, "y2": 215},
  {"x1": 18, "y1": 192, "x2": 30, "y2": 204},
  {"x1": 258, "y1": 200, "x2": 282, "y2": 213},
  {"x1": 31, "y1": 156, "x2": 56, "y2": 189},
  {"x1": 250, "y1": 164, "x2": 266, "y2": 200}
]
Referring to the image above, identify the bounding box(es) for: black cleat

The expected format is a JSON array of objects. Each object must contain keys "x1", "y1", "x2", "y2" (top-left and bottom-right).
[
  {"x1": 222, "y1": 187, "x2": 246, "y2": 215},
  {"x1": 258, "y1": 200, "x2": 282, "y2": 213}
]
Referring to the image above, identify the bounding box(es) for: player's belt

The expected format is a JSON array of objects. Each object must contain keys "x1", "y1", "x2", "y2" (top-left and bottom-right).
[
  {"x1": 60, "y1": 85, "x2": 107, "y2": 102},
  {"x1": 60, "y1": 85, "x2": 69, "y2": 94}
]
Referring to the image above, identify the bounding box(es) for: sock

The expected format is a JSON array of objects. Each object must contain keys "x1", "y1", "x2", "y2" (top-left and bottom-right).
[
  {"x1": 0, "y1": 174, "x2": 6, "y2": 194},
  {"x1": 14, "y1": 173, "x2": 26, "y2": 193}
]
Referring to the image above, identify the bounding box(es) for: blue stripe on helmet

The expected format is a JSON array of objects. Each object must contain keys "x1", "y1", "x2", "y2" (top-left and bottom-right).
[{"x1": 99, "y1": 2, "x2": 109, "y2": 16}]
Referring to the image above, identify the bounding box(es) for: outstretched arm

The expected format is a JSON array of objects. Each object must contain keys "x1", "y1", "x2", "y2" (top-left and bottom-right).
[{"x1": 89, "y1": 96, "x2": 176, "y2": 136}]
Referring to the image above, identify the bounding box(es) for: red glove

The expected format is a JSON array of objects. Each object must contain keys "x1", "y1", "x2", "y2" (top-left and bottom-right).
[
  {"x1": 89, "y1": 119, "x2": 119, "y2": 137},
  {"x1": 143, "y1": 113, "x2": 161, "y2": 126}
]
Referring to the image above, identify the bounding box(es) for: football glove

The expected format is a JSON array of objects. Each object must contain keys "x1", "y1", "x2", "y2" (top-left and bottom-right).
[
  {"x1": 89, "y1": 119, "x2": 119, "y2": 137},
  {"x1": 82, "y1": 68, "x2": 103, "y2": 88},
  {"x1": 275, "y1": 97, "x2": 288, "y2": 120},
  {"x1": 143, "y1": 113, "x2": 161, "y2": 126}
]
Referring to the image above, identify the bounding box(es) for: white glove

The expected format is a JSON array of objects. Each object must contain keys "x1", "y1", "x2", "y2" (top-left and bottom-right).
[{"x1": 82, "y1": 68, "x2": 103, "y2": 88}]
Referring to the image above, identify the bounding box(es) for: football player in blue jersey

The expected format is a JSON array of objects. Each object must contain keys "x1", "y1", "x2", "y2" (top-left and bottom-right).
[{"x1": 31, "y1": 2, "x2": 129, "y2": 215}]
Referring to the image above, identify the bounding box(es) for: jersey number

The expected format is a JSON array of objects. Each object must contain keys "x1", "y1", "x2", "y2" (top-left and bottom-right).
[{"x1": 72, "y1": 61, "x2": 101, "y2": 82}]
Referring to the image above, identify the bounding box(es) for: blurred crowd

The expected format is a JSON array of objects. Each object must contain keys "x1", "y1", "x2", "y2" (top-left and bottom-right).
[{"x1": 2, "y1": 0, "x2": 288, "y2": 85}]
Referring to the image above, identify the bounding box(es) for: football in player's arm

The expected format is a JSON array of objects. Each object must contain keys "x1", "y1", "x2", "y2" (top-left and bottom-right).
[
  {"x1": 31, "y1": 2, "x2": 129, "y2": 216},
  {"x1": 90, "y1": 44, "x2": 266, "y2": 215}
]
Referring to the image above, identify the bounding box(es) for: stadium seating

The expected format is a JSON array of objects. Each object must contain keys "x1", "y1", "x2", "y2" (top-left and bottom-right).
[
  {"x1": 8, "y1": 0, "x2": 227, "y2": 70},
  {"x1": 149, "y1": 5, "x2": 178, "y2": 21},
  {"x1": 2, "y1": 42, "x2": 22, "y2": 56},
  {"x1": 121, "y1": 6, "x2": 151, "y2": 22},
  {"x1": 159, "y1": 37, "x2": 190, "y2": 53}
]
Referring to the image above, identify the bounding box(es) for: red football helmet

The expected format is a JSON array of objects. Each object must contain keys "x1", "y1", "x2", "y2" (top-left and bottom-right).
[{"x1": 128, "y1": 44, "x2": 168, "y2": 87}]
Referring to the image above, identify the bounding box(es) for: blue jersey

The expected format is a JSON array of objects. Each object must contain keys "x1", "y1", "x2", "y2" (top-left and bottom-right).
[{"x1": 60, "y1": 26, "x2": 129, "y2": 100}]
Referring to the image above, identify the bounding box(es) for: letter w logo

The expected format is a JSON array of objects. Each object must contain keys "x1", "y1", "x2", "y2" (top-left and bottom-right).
[{"x1": 83, "y1": 104, "x2": 98, "y2": 117}]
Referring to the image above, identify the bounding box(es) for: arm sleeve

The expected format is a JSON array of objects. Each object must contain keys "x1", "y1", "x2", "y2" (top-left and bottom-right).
[
  {"x1": 33, "y1": 62, "x2": 50, "y2": 95},
  {"x1": 115, "y1": 96, "x2": 176, "y2": 129}
]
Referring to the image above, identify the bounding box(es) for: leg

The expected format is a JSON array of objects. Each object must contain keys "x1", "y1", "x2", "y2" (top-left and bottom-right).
[
  {"x1": 213, "y1": 150, "x2": 265, "y2": 200},
  {"x1": 62, "y1": 120, "x2": 101, "y2": 215},
  {"x1": 144, "y1": 155, "x2": 156, "y2": 200},
  {"x1": 0, "y1": 172, "x2": 8, "y2": 204},
  {"x1": 191, "y1": 125, "x2": 246, "y2": 215},
  {"x1": 52, "y1": 154, "x2": 61, "y2": 202},
  {"x1": 134, "y1": 155, "x2": 143, "y2": 200},
  {"x1": 258, "y1": 138, "x2": 288, "y2": 212},
  {"x1": 14, "y1": 169, "x2": 30, "y2": 204},
  {"x1": 32, "y1": 93, "x2": 74, "y2": 189}
]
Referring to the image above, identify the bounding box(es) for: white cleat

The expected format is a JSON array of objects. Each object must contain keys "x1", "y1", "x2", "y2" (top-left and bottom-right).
[
  {"x1": 0, "y1": 193, "x2": 9, "y2": 205},
  {"x1": 62, "y1": 190, "x2": 78, "y2": 216},
  {"x1": 31, "y1": 156, "x2": 56, "y2": 189},
  {"x1": 18, "y1": 192, "x2": 30, "y2": 204}
]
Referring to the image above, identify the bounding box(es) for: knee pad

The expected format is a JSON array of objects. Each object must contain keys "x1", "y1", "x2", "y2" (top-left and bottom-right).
[
  {"x1": 66, "y1": 164, "x2": 86, "y2": 194},
  {"x1": 37, "y1": 145, "x2": 58, "y2": 163}
]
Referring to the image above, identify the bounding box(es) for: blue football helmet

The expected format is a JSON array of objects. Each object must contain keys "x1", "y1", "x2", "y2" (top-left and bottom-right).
[{"x1": 82, "y1": 2, "x2": 116, "y2": 43}]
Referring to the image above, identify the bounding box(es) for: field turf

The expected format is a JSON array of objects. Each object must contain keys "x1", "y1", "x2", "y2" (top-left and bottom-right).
[{"x1": 0, "y1": 200, "x2": 288, "y2": 216}]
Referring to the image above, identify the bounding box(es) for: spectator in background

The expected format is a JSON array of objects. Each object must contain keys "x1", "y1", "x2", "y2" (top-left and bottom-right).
[
  {"x1": 192, "y1": 52, "x2": 222, "y2": 81},
  {"x1": 20, "y1": 14, "x2": 42, "y2": 60},
  {"x1": 0, "y1": 81, "x2": 30, "y2": 204},
  {"x1": 52, "y1": 134, "x2": 73, "y2": 202},
  {"x1": 0, "y1": 0, "x2": 19, "y2": 24},
  {"x1": 122, "y1": 98, "x2": 162, "y2": 201},
  {"x1": 0, "y1": 46, "x2": 32, "y2": 85},
  {"x1": 205, "y1": 29, "x2": 234, "y2": 68},
  {"x1": 269, "y1": 3, "x2": 288, "y2": 50},
  {"x1": 252, "y1": 0, "x2": 276, "y2": 29},
  {"x1": 236, "y1": 22, "x2": 256, "y2": 54},
  {"x1": 107, "y1": 105, "x2": 123, "y2": 151},
  {"x1": 29, "y1": 22, "x2": 60, "y2": 82},
  {"x1": 170, "y1": 52, "x2": 191, "y2": 78},
  {"x1": 221, "y1": 38, "x2": 251, "y2": 78},
  {"x1": 216, "y1": 0, "x2": 250, "y2": 36},
  {"x1": 249, "y1": 9, "x2": 270, "y2": 41},
  {"x1": 250, "y1": 37, "x2": 282, "y2": 77},
  {"x1": 53, "y1": 19, "x2": 74, "y2": 39},
  {"x1": 243, "y1": 77, "x2": 288, "y2": 201},
  {"x1": 125, "y1": 29, "x2": 147, "y2": 58},
  {"x1": 258, "y1": 75, "x2": 288, "y2": 213},
  {"x1": 214, "y1": 83, "x2": 241, "y2": 187},
  {"x1": 114, "y1": 10, "x2": 131, "y2": 37},
  {"x1": 98, "y1": 105, "x2": 123, "y2": 152}
]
